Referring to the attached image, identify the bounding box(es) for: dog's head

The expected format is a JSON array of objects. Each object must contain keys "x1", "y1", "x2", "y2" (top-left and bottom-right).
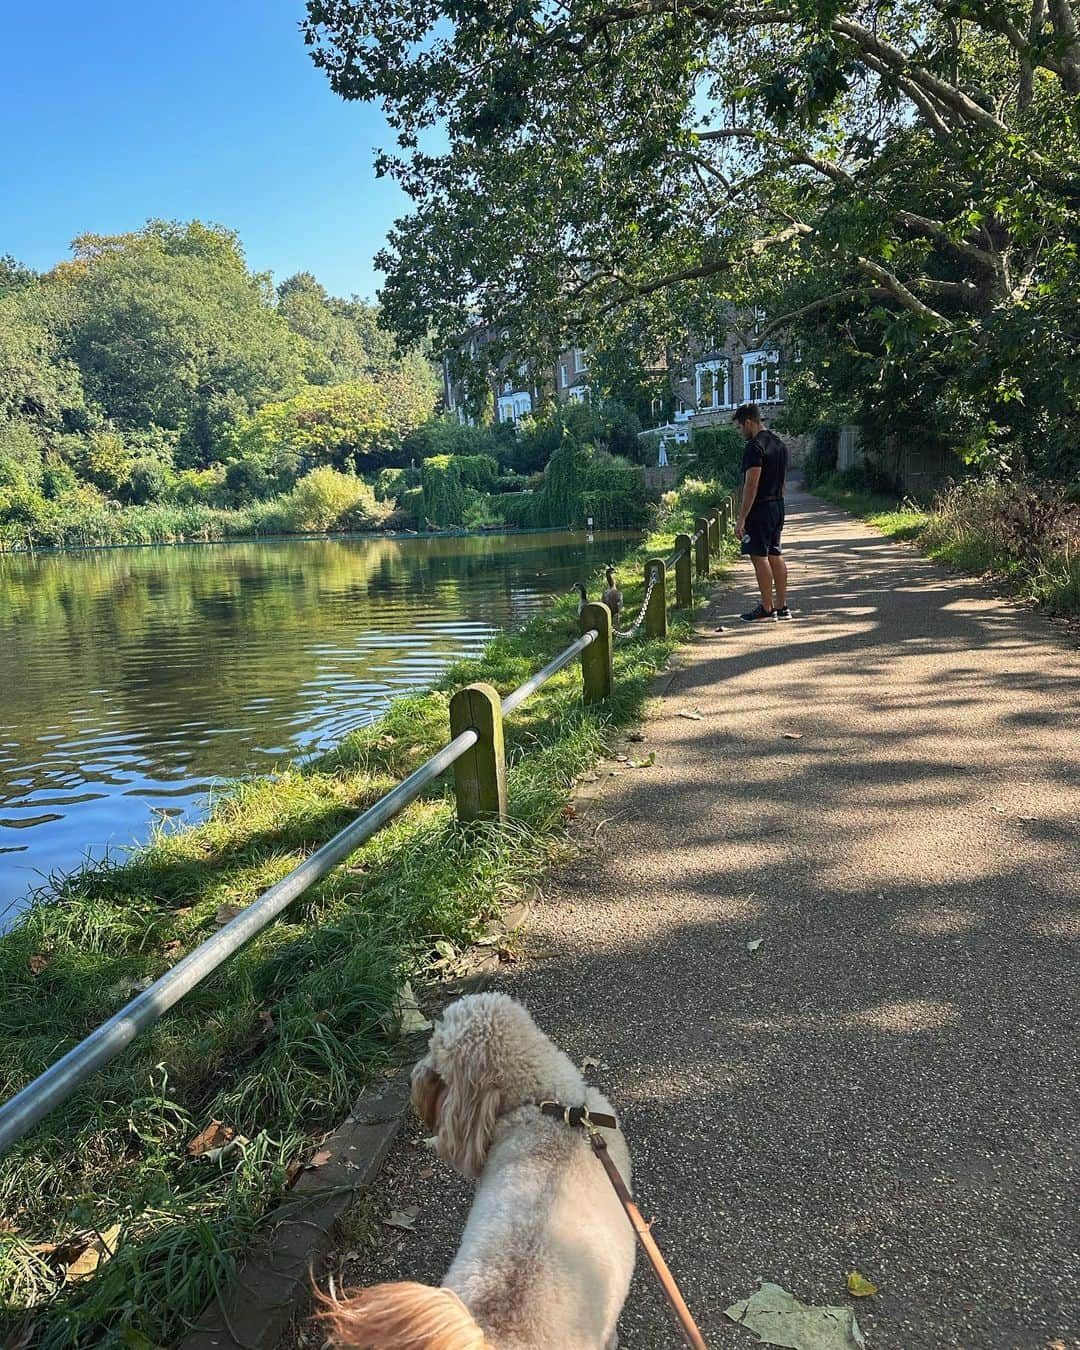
[{"x1": 410, "y1": 992, "x2": 577, "y2": 1179}]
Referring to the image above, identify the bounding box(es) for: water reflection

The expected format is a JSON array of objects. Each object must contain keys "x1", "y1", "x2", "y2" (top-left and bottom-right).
[{"x1": 0, "y1": 529, "x2": 633, "y2": 917}]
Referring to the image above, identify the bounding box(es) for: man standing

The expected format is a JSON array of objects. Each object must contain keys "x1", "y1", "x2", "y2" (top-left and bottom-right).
[{"x1": 733, "y1": 403, "x2": 790, "y2": 621}]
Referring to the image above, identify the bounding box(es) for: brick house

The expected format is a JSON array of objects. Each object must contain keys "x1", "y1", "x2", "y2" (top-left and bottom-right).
[{"x1": 442, "y1": 326, "x2": 593, "y2": 427}]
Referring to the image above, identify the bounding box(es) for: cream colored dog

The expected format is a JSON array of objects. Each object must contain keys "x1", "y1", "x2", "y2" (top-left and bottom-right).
[{"x1": 319, "y1": 992, "x2": 635, "y2": 1349}]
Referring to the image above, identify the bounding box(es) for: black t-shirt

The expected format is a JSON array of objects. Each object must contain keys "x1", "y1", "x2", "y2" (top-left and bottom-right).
[{"x1": 741, "y1": 429, "x2": 788, "y2": 504}]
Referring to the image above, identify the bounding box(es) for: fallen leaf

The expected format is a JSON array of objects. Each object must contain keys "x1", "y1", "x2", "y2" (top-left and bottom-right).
[
  {"x1": 747, "y1": 938, "x2": 764, "y2": 953},
  {"x1": 387, "y1": 982, "x2": 432, "y2": 1036},
  {"x1": 1046, "y1": 1340, "x2": 1068, "y2": 1350},
  {"x1": 257, "y1": 1009, "x2": 275, "y2": 1033},
  {"x1": 163, "y1": 940, "x2": 182, "y2": 957},
  {"x1": 173, "y1": 906, "x2": 192, "y2": 917},
  {"x1": 307, "y1": 1148, "x2": 333, "y2": 1169},
  {"x1": 846, "y1": 1272, "x2": 877, "y2": 1298},
  {"x1": 383, "y1": 1206, "x2": 418, "y2": 1231},
  {"x1": 1018, "y1": 815, "x2": 1037, "y2": 822},
  {"x1": 562, "y1": 804, "x2": 578, "y2": 819},
  {"x1": 677, "y1": 710, "x2": 704, "y2": 721},
  {"x1": 629, "y1": 752, "x2": 657, "y2": 769},
  {"x1": 991, "y1": 806, "x2": 1005, "y2": 814},
  {"x1": 285, "y1": 1160, "x2": 303, "y2": 1186},
  {"x1": 725, "y1": 1281, "x2": 865, "y2": 1349},
  {"x1": 27, "y1": 954, "x2": 48, "y2": 976},
  {"x1": 781, "y1": 731, "x2": 803, "y2": 740},
  {"x1": 214, "y1": 903, "x2": 243, "y2": 926},
  {"x1": 418, "y1": 1167, "x2": 434, "y2": 1180},
  {"x1": 627, "y1": 732, "x2": 646, "y2": 742},
  {"x1": 186, "y1": 1120, "x2": 235, "y2": 1158},
  {"x1": 65, "y1": 1225, "x2": 122, "y2": 1282}
]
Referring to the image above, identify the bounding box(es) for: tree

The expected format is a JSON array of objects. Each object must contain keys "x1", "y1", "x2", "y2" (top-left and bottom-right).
[
  {"x1": 303, "y1": 0, "x2": 1080, "y2": 474},
  {"x1": 55, "y1": 221, "x2": 309, "y2": 463}
]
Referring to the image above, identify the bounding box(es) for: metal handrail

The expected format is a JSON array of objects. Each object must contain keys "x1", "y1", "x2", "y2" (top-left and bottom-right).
[{"x1": 0, "y1": 629, "x2": 601, "y2": 1156}]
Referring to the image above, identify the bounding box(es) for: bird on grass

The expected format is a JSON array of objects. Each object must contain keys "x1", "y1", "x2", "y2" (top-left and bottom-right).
[
  {"x1": 572, "y1": 581, "x2": 588, "y2": 617},
  {"x1": 602, "y1": 566, "x2": 623, "y2": 625}
]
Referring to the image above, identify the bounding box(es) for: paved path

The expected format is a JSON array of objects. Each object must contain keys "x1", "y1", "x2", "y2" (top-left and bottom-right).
[{"x1": 300, "y1": 487, "x2": 1079, "y2": 1350}]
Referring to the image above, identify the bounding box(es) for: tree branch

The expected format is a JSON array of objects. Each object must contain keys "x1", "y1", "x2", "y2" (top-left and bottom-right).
[{"x1": 855, "y1": 258, "x2": 951, "y2": 325}]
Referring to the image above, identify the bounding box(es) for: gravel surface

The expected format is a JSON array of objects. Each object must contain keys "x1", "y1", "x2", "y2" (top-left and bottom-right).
[{"x1": 287, "y1": 486, "x2": 1079, "y2": 1350}]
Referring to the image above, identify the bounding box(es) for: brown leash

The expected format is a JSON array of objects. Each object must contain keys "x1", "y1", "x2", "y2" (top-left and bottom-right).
[{"x1": 538, "y1": 1101, "x2": 709, "y2": 1350}]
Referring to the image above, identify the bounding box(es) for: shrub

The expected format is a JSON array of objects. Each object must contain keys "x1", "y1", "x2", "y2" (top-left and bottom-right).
[
  {"x1": 421, "y1": 454, "x2": 469, "y2": 526},
  {"x1": 802, "y1": 425, "x2": 840, "y2": 489},
  {"x1": 169, "y1": 467, "x2": 227, "y2": 507},
  {"x1": 0, "y1": 418, "x2": 44, "y2": 489},
  {"x1": 224, "y1": 459, "x2": 272, "y2": 506},
  {"x1": 453, "y1": 453, "x2": 499, "y2": 492},
  {"x1": 0, "y1": 483, "x2": 46, "y2": 528},
  {"x1": 40, "y1": 459, "x2": 78, "y2": 499},
  {"x1": 122, "y1": 458, "x2": 169, "y2": 505},
  {"x1": 285, "y1": 466, "x2": 386, "y2": 532},
  {"x1": 688, "y1": 426, "x2": 743, "y2": 483}
]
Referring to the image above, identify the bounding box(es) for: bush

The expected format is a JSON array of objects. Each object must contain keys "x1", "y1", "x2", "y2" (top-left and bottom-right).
[
  {"x1": 122, "y1": 458, "x2": 169, "y2": 505},
  {"x1": 40, "y1": 459, "x2": 78, "y2": 500},
  {"x1": 0, "y1": 418, "x2": 44, "y2": 489},
  {"x1": 224, "y1": 459, "x2": 272, "y2": 506},
  {"x1": 421, "y1": 454, "x2": 470, "y2": 526},
  {"x1": 802, "y1": 425, "x2": 840, "y2": 489},
  {"x1": 688, "y1": 426, "x2": 743, "y2": 483},
  {"x1": 168, "y1": 467, "x2": 227, "y2": 507},
  {"x1": 285, "y1": 467, "x2": 386, "y2": 532},
  {"x1": 453, "y1": 453, "x2": 499, "y2": 492},
  {"x1": 0, "y1": 483, "x2": 46, "y2": 528}
]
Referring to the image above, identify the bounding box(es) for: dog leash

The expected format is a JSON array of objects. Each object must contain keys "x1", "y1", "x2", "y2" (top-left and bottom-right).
[{"x1": 538, "y1": 1101, "x2": 709, "y2": 1350}]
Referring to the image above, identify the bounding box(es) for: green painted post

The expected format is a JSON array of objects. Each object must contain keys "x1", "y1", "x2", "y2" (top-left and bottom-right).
[
  {"x1": 644, "y1": 558, "x2": 667, "y2": 638},
  {"x1": 580, "y1": 601, "x2": 613, "y2": 704},
  {"x1": 694, "y1": 518, "x2": 711, "y2": 577},
  {"x1": 449, "y1": 682, "x2": 507, "y2": 823},
  {"x1": 674, "y1": 533, "x2": 693, "y2": 608}
]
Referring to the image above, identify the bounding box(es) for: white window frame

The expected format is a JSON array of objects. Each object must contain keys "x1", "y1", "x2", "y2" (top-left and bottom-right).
[
  {"x1": 742, "y1": 349, "x2": 781, "y2": 404},
  {"x1": 567, "y1": 384, "x2": 589, "y2": 404},
  {"x1": 573, "y1": 348, "x2": 588, "y2": 373},
  {"x1": 694, "y1": 359, "x2": 731, "y2": 410},
  {"x1": 497, "y1": 390, "x2": 533, "y2": 423},
  {"x1": 560, "y1": 364, "x2": 568, "y2": 388}
]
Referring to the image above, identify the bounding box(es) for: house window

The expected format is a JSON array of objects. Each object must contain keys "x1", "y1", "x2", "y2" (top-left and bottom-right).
[
  {"x1": 573, "y1": 348, "x2": 587, "y2": 373},
  {"x1": 742, "y1": 350, "x2": 781, "y2": 404},
  {"x1": 695, "y1": 359, "x2": 730, "y2": 410},
  {"x1": 567, "y1": 385, "x2": 589, "y2": 404},
  {"x1": 560, "y1": 364, "x2": 568, "y2": 388}
]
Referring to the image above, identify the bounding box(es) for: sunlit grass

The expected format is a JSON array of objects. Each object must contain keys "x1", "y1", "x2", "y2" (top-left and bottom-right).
[{"x1": 0, "y1": 496, "x2": 727, "y2": 1348}]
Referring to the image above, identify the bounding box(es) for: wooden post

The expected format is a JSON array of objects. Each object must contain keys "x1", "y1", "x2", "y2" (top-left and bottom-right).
[
  {"x1": 644, "y1": 558, "x2": 667, "y2": 638},
  {"x1": 674, "y1": 533, "x2": 693, "y2": 609},
  {"x1": 449, "y1": 682, "x2": 507, "y2": 823},
  {"x1": 694, "y1": 518, "x2": 711, "y2": 578},
  {"x1": 720, "y1": 499, "x2": 730, "y2": 533},
  {"x1": 709, "y1": 510, "x2": 721, "y2": 552},
  {"x1": 580, "y1": 601, "x2": 613, "y2": 705}
]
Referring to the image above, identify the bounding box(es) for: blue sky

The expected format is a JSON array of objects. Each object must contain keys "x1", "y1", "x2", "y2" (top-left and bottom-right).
[{"x1": 0, "y1": 0, "x2": 411, "y2": 300}]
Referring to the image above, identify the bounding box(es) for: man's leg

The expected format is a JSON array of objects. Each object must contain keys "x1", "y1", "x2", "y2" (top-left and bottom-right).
[
  {"x1": 751, "y1": 554, "x2": 774, "y2": 610},
  {"x1": 769, "y1": 554, "x2": 788, "y2": 608}
]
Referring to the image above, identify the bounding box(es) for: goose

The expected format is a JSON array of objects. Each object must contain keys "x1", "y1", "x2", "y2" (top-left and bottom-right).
[
  {"x1": 602, "y1": 566, "x2": 623, "y2": 624},
  {"x1": 572, "y1": 581, "x2": 588, "y2": 617}
]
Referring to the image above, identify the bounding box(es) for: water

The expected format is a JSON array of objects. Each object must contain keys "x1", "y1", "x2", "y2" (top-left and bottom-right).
[{"x1": 0, "y1": 529, "x2": 633, "y2": 920}]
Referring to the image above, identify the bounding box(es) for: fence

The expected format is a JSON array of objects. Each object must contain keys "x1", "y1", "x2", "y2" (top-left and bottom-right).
[{"x1": 0, "y1": 499, "x2": 736, "y2": 1157}]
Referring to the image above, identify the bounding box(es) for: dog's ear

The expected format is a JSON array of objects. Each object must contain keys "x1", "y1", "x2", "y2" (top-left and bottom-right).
[
  {"x1": 411, "y1": 1063, "x2": 445, "y2": 1131},
  {"x1": 438, "y1": 1073, "x2": 500, "y2": 1179}
]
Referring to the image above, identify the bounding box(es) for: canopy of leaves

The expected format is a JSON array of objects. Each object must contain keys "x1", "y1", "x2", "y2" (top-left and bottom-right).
[{"x1": 304, "y1": 0, "x2": 1080, "y2": 475}]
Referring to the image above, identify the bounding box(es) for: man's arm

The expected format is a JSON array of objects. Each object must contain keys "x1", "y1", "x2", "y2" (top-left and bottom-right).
[{"x1": 737, "y1": 466, "x2": 761, "y2": 536}]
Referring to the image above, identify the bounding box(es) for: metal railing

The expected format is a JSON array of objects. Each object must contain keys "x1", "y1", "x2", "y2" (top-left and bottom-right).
[{"x1": 0, "y1": 500, "x2": 733, "y2": 1157}]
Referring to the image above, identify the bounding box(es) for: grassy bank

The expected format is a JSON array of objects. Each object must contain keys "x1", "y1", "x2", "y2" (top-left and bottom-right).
[
  {"x1": 0, "y1": 491, "x2": 731, "y2": 1348},
  {"x1": 811, "y1": 471, "x2": 1079, "y2": 616}
]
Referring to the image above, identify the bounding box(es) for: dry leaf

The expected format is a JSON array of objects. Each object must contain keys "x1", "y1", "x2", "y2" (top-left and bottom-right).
[
  {"x1": 1018, "y1": 815, "x2": 1037, "y2": 822},
  {"x1": 1046, "y1": 1340, "x2": 1068, "y2": 1349},
  {"x1": 627, "y1": 732, "x2": 646, "y2": 742},
  {"x1": 257, "y1": 1009, "x2": 275, "y2": 1033},
  {"x1": 27, "y1": 954, "x2": 48, "y2": 976},
  {"x1": 307, "y1": 1149, "x2": 333, "y2": 1169},
  {"x1": 781, "y1": 731, "x2": 803, "y2": 740},
  {"x1": 497, "y1": 947, "x2": 518, "y2": 964},
  {"x1": 285, "y1": 1160, "x2": 303, "y2": 1187},
  {"x1": 186, "y1": 1120, "x2": 235, "y2": 1158},
  {"x1": 383, "y1": 1207, "x2": 418, "y2": 1231},
  {"x1": 418, "y1": 1167, "x2": 434, "y2": 1180},
  {"x1": 163, "y1": 940, "x2": 182, "y2": 957},
  {"x1": 629, "y1": 752, "x2": 656, "y2": 769},
  {"x1": 747, "y1": 938, "x2": 764, "y2": 954},
  {"x1": 65, "y1": 1225, "x2": 121, "y2": 1282},
  {"x1": 846, "y1": 1272, "x2": 877, "y2": 1298},
  {"x1": 677, "y1": 710, "x2": 703, "y2": 721},
  {"x1": 562, "y1": 804, "x2": 578, "y2": 819},
  {"x1": 388, "y1": 982, "x2": 432, "y2": 1036},
  {"x1": 725, "y1": 1281, "x2": 865, "y2": 1349},
  {"x1": 214, "y1": 903, "x2": 243, "y2": 926}
]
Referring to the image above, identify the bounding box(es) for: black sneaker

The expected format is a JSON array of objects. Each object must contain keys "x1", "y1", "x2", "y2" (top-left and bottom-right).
[
  {"x1": 774, "y1": 605, "x2": 792, "y2": 620},
  {"x1": 740, "y1": 604, "x2": 777, "y2": 622}
]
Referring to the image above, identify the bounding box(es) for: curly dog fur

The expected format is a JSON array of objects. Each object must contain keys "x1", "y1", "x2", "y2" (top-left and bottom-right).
[{"x1": 317, "y1": 992, "x2": 635, "y2": 1348}]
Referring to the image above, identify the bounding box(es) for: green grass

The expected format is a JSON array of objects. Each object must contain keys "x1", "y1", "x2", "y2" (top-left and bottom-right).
[
  {"x1": 0, "y1": 494, "x2": 732, "y2": 1348},
  {"x1": 811, "y1": 472, "x2": 1079, "y2": 615}
]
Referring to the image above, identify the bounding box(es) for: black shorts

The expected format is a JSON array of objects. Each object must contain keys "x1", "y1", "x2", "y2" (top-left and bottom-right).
[{"x1": 742, "y1": 500, "x2": 785, "y2": 557}]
